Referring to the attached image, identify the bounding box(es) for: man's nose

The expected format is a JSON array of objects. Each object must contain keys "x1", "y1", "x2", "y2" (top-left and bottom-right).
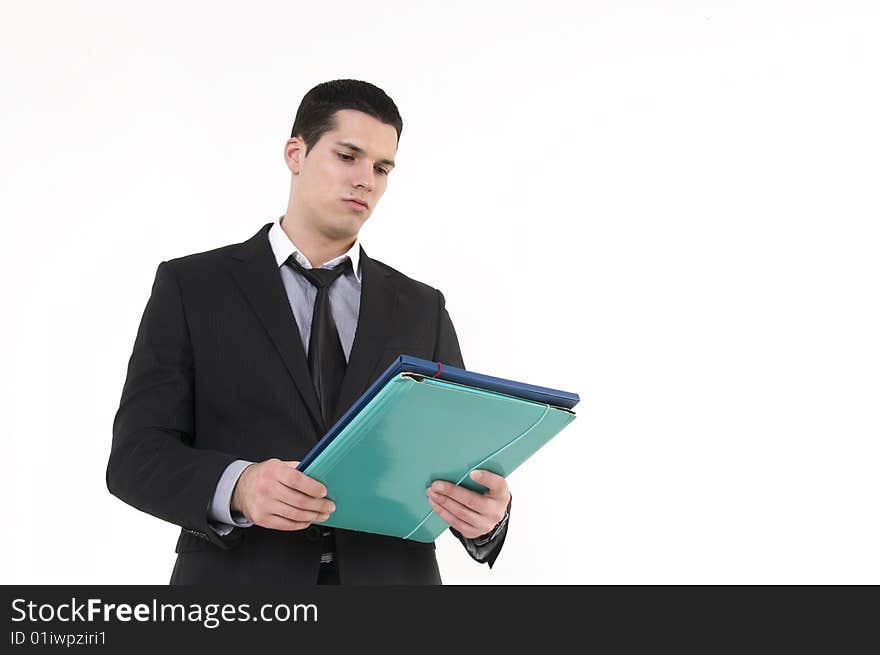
[{"x1": 352, "y1": 161, "x2": 374, "y2": 191}]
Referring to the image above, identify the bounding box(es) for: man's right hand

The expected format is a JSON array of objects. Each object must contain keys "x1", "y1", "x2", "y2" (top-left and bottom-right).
[{"x1": 230, "y1": 458, "x2": 335, "y2": 531}]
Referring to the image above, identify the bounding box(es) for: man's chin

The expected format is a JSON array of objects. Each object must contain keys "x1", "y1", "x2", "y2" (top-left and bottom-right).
[
  {"x1": 321, "y1": 217, "x2": 366, "y2": 242},
  {"x1": 334, "y1": 213, "x2": 369, "y2": 237}
]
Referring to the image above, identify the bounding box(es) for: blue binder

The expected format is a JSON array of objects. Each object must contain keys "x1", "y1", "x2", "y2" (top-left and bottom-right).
[{"x1": 298, "y1": 356, "x2": 579, "y2": 541}]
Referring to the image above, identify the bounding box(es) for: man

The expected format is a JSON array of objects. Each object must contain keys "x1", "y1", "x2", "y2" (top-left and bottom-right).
[{"x1": 107, "y1": 79, "x2": 512, "y2": 584}]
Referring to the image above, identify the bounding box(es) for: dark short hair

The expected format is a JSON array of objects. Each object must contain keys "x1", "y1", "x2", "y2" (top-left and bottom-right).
[{"x1": 290, "y1": 79, "x2": 403, "y2": 153}]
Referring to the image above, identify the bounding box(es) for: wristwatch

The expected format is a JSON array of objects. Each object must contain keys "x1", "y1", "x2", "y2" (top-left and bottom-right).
[{"x1": 473, "y1": 497, "x2": 511, "y2": 546}]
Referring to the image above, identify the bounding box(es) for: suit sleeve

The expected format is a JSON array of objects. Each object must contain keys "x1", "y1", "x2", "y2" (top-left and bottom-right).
[
  {"x1": 107, "y1": 261, "x2": 242, "y2": 549},
  {"x1": 432, "y1": 289, "x2": 511, "y2": 569}
]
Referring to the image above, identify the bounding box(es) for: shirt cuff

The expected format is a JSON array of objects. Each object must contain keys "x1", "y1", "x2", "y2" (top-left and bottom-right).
[{"x1": 207, "y1": 459, "x2": 255, "y2": 534}]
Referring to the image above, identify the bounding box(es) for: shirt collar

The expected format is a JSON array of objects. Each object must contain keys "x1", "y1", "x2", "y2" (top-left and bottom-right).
[{"x1": 268, "y1": 216, "x2": 362, "y2": 282}]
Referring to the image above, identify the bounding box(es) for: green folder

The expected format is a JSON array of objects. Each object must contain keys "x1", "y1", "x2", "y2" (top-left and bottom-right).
[{"x1": 303, "y1": 372, "x2": 577, "y2": 542}]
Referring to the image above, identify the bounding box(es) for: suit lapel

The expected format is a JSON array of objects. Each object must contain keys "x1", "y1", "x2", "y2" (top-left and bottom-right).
[
  {"x1": 229, "y1": 224, "x2": 324, "y2": 431},
  {"x1": 229, "y1": 227, "x2": 398, "y2": 435},
  {"x1": 331, "y1": 245, "x2": 397, "y2": 426}
]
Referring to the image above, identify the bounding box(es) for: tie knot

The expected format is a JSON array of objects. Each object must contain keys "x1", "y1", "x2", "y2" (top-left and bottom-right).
[{"x1": 288, "y1": 256, "x2": 350, "y2": 289}]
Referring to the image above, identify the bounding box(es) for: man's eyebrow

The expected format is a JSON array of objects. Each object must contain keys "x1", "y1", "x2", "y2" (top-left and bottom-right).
[{"x1": 335, "y1": 141, "x2": 396, "y2": 168}]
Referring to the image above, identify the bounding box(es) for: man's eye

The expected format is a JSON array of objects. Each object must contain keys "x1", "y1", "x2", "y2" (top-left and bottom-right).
[
  {"x1": 375, "y1": 167, "x2": 388, "y2": 176},
  {"x1": 337, "y1": 153, "x2": 354, "y2": 161}
]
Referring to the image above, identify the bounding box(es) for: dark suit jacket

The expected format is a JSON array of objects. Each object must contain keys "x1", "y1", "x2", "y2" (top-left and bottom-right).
[{"x1": 107, "y1": 223, "x2": 508, "y2": 584}]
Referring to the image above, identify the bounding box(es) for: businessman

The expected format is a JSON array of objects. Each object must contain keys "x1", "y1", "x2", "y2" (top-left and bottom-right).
[{"x1": 108, "y1": 79, "x2": 512, "y2": 584}]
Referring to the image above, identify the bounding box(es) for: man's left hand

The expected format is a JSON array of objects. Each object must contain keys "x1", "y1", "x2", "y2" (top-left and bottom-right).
[{"x1": 426, "y1": 470, "x2": 511, "y2": 540}]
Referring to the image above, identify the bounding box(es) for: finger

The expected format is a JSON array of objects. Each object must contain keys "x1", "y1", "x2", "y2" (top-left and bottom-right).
[
  {"x1": 261, "y1": 513, "x2": 312, "y2": 532},
  {"x1": 270, "y1": 499, "x2": 330, "y2": 524},
  {"x1": 428, "y1": 480, "x2": 489, "y2": 514},
  {"x1": 469, "y1": 469, "x2": 508, "y2": 497},
  {"x1": 278, "y1": 466, "x2": 328, "y2": 499},
  {"x1": 427, "y1": 489, "x2": 494, "y2": 535},
  {"x1": 273, "y1": 481, "x2": 336, "y2": 515},
  {"x1": 427, "y1": 496, "x2": 483, "y2": 536}
]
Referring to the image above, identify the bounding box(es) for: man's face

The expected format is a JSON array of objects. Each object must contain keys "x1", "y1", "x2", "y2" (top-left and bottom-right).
[{"x1": 287, "y1": 108, "x2": 398, "y2": 241}]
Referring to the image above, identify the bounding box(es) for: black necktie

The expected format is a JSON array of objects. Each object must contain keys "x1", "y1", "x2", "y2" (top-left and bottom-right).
[{"x1": 287, "y1": 256, "x2": 351, "y2": 428}]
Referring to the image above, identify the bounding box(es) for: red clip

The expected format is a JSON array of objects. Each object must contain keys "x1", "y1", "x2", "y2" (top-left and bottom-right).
[{"x1": 431, "y1": 362, "x2": 444, "y2": 378}]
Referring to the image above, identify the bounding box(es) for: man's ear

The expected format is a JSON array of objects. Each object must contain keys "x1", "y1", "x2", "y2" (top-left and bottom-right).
[{"x1": 284, "y1": 137, "x2": 306, "y2": 175}]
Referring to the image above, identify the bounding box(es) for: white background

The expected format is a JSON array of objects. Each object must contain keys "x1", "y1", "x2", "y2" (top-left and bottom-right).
[{"x1": 2, "y1": 1, "x2": 878, "y2": 585}]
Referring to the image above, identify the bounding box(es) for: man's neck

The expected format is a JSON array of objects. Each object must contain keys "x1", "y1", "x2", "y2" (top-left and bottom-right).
[{"x1": 280, "y1": 215, "x2": 355, "y2": 268}]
